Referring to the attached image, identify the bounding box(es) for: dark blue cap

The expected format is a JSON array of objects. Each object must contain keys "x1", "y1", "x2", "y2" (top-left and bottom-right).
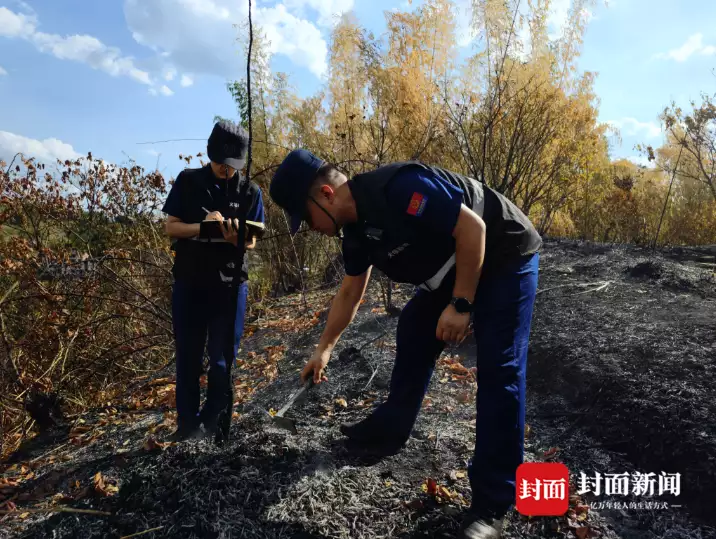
[
  {"x1": 270, "y1": 149, "x2": 325, "y2": 235},
  {"x1": 207, "y1": 120, "x2": 249, "y2": 170}
]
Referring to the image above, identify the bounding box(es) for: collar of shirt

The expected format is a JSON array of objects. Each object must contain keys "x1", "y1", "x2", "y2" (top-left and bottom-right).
[
  {"x1": 204, "y1": 166, "x2": 239, "y2": 188},
  {"x1": 347, "y1": 179, "x2": 367, "y2": 226}
]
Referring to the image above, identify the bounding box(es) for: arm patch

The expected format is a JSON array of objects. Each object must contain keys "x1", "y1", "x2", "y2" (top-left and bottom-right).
[{"x1": 407, "y1": 192, "x2": 428, "y2": 216}]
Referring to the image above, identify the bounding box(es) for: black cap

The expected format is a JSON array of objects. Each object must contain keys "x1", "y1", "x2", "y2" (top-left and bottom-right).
[
  {"x1": 207, "y1": 120, "x2": 249, "y2": 170},
  {"x1": 270, "y1": 149, "x2": 325, "y2": 235}
]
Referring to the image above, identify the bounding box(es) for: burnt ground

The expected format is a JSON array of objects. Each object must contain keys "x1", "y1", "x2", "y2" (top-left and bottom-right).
[{"x1": 1, "y1": 238, "x2": 715, "y2": 539}]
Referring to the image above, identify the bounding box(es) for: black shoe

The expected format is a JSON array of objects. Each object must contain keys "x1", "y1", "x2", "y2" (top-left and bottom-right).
[
  {"x1": 457, "y1": 508, "x2": 505, "y2": 539},
  {"x1": 201, "y1": 409, "x2": 233, "y2": 445},
  {"x1": 340, "y1": 414, "x2": 408, "y2": 452},
  {"x1": 167, "y1": 423, "x2": 202, "y2": 442}
]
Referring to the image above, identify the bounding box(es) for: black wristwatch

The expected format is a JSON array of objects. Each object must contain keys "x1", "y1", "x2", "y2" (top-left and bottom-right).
[{"x1": 451, "y1": 297, "x2": 473, "y2": 313}]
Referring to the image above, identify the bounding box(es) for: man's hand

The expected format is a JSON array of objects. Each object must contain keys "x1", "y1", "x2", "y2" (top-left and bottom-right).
[
  {"x1": 436, "y1": 304, "x2": 470, "y2": 343},
  {"x1": 221, "y1": 218, "x2": 240, "y2": 246},
  {"x1": 206, "y1": 211, "x2": 224, "y2": 221},
  {"x1": 301, "y1": 349, "x2": 331, "y2": 384}
]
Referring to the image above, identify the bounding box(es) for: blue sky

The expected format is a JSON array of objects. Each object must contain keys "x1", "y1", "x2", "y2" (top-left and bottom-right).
[{"x1": 1, "y1": 0, "x2": 715, "y2": 181}]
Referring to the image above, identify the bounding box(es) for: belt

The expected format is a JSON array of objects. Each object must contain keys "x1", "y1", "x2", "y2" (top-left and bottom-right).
[{"x1": 189, "y1": 237, "x2": 231, "y2": 243}]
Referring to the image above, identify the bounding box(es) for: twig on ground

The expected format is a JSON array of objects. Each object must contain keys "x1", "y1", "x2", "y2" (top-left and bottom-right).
[
  {"x1": 359, "y1": 330, "x2": 390, "y2": 352},
  {"x1": 536, "y1": 280, "x2": 613, "y2": 295},
  {"x1": 0, "y1": 493, "x2": 18, "y2": 508},
  {"x1": 569, "y1": 281, "x2": 612, "y2": 296},
  {"x1": 532, "y1": 411, "x2": 588, "y2": 419},
  {"x1": 30, "y1": 442, "x2": 70, "y2": 463},
  {"x1": 120, "y1": 526, "x2": 165, "y2": 539},
  {"x1": 0, "y1": 507, "x2": 112, "y2": 516},
  {"x1": 362, "y1": 363, "x2": 380, "y2": 391}
]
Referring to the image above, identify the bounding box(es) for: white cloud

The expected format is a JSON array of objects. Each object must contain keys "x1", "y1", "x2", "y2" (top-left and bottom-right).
[
  {"x1": 654, "y1": 33, "x2": 716, "y2": 62},
  {"x1": 606, "y1": 117, "x2": 662, "y2": 139},
  {"x1": 123, "y1": 0, "x2": 339, "y2": 79},
  {"x1": 3, "y1": 0, "x2": 351, "y2": 89},
  {"x1": 148, "y1": 85, "x2": 174, "y2": 96},
  {"x1": 455, "y1": 0, "x2": 593, "y2": 52},
  {"x1": 0, "y1": 6, "x2": 36, "y2": 38},
  {"x1": 0, "y1": 6, "x2": 173, "y2": 94},
  {"x1": 282, "y1": 0, "x2": 354, "y2": 28},
  {"x1": 0, "y1": 130, "x2": 81, "y2": 165},
  {"x1": 453, "y1": 0, "x2": 474, "y2": 48},
  {"x1": 547, "y1": 0, "x2": 570, "y2": 40},
  {"x1": 260, "y1": 4, "x2": 328, "y2": 77},
  {"x1": 31, "y1": 32, "x2": 153, "y2": 85},
  {"x1": 0, "y1": 66, "x2": 7, "y2": 76},
  {"x1": 546, "y1": 0, "x2": 594, "y2": 41}
]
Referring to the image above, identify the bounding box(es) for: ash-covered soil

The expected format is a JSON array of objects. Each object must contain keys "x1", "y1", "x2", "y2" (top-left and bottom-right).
[{"x1": 1, "y1": 238, "x2": 715, "y2": 539}]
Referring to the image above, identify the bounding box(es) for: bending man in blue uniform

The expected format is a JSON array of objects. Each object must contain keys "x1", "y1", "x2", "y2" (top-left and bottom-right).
[
  {"x1": 269, "y1": 150, "x2": 541, "y2": 539},
  {"x1": 162, "y1": 121, "x2": 265, "y2": 441}
]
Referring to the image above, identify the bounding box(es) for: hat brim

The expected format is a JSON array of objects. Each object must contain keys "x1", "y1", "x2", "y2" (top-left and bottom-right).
[
  {"x1": 215, "y1": 156, "x2": 246, "y2": 170},
  {"x1": 290, "y1": 213, "x2": 303, "y2": 235}
]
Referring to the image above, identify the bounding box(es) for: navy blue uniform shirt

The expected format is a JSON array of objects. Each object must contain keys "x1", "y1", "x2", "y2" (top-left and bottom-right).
[
  {"x1": 342, "y1": 168, "x2": 464, "y2": 277},
  {"x1": 162, "y1": 164, "x2": 265, "y2": 285}
]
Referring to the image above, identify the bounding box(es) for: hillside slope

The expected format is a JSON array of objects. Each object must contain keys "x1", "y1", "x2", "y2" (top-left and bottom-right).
[{"x1": 1, "y1": 239, "x2": 715, "y2": 539}]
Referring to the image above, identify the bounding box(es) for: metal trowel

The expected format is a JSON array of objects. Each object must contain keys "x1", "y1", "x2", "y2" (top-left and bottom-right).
[{"x1": 268, "y1": 378, "x2": 315, "y2": 434}]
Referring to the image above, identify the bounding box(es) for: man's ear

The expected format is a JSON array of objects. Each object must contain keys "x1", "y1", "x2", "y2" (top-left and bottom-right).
[{"x1": 319, "y1": 184, "x2": 335, "y2": 201}]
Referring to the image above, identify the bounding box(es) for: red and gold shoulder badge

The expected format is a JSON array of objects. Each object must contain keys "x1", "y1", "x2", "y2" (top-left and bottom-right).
[{"x1": 407, "y1": 192, "x2": 428, "y2": 216}]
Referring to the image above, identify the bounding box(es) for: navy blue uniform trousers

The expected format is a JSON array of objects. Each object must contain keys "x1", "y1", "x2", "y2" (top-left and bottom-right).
[
  {"x1": 171, "y1": 280, "x2": 248, "y2": 428},
  {"x1": 372, "y1": 252, "x2": 539, "y2": 514}
]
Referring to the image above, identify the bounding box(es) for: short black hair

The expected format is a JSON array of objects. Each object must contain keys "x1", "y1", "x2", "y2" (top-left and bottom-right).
[{"x1": 310, "y1": 163, "x2": 342, "y2": 192}]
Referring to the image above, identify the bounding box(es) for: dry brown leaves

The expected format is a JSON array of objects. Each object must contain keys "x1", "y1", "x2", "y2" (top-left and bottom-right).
[
  {"x1": 515, "y1": 492, "x2": 601, "y2": 538},
  {"x1": 0, "y1": 433, "x2": 23, "y2": 462},
  {"x1": 259, "y1": 311, "x2": 321, "y2": 333},
  {"x1": 543, "y1": 447, "x2": 560, "y2": 459},
  {"x1": 125, "y1": 378, "x2": 176, "y2": 412},
  {"x1": 92, "y1": 472, "x2": 119, "y2": 497},
  {"x1": 419, "y1": 477, "x2": 469, "y2": 506},
  {"x1": 232, "y1": 344, "x2": 288, "y2": 408},
  {"x1": 142, "y1": 436, "x2": 172, "y2": 453},
  {"x1": 319, "y1": 396, "x2": 374, "y2": 418},
  {"x1": 0, "y1": 477, "x2": 19, "y2": 505},
  {"x1": 355, "y1": 397, "x2": 375, "y2": 408},
  {"x1": 146, "y1": 411, "x2": 177, "y2": 437},
  {"x1": 69, "y1": 421, "x2": 105, "y2": 448},
  {"x1": 449, "y1": 469, "x2": 467, "y2": 482},
  {"x1": 1, "y1": 462, "x2": 71, "y2": 504},
  {"x1": 564, "y1": 494, "x2": 601, "y2": 538},
  {"x1": 438, "y1": 356, "x2": 477, "y2": 383},
  {"x1": 0, "y1": 462, "x2": 121, "y2": 511},
  {"x1": 334, "y1": 398, "x2": 348, "y2": 408}
]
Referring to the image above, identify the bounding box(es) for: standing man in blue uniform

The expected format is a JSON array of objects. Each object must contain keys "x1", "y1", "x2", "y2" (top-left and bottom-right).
[
  {"x1": 162, "y1": 121, "x2": 265, "y2": 441},
  {"x1": 269, "y1": 150, "x2": 541, "y2": 539}
]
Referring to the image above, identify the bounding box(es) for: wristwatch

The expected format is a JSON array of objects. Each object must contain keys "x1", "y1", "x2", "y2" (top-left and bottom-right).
[{"x1": 451, "y1": 297, "x2": 473, "y2": 313}]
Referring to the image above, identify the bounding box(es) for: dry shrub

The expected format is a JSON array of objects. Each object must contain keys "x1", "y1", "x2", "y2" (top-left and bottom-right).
[{"x1": 0, "y1": 153, "x2": 174, "y2": 459}]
